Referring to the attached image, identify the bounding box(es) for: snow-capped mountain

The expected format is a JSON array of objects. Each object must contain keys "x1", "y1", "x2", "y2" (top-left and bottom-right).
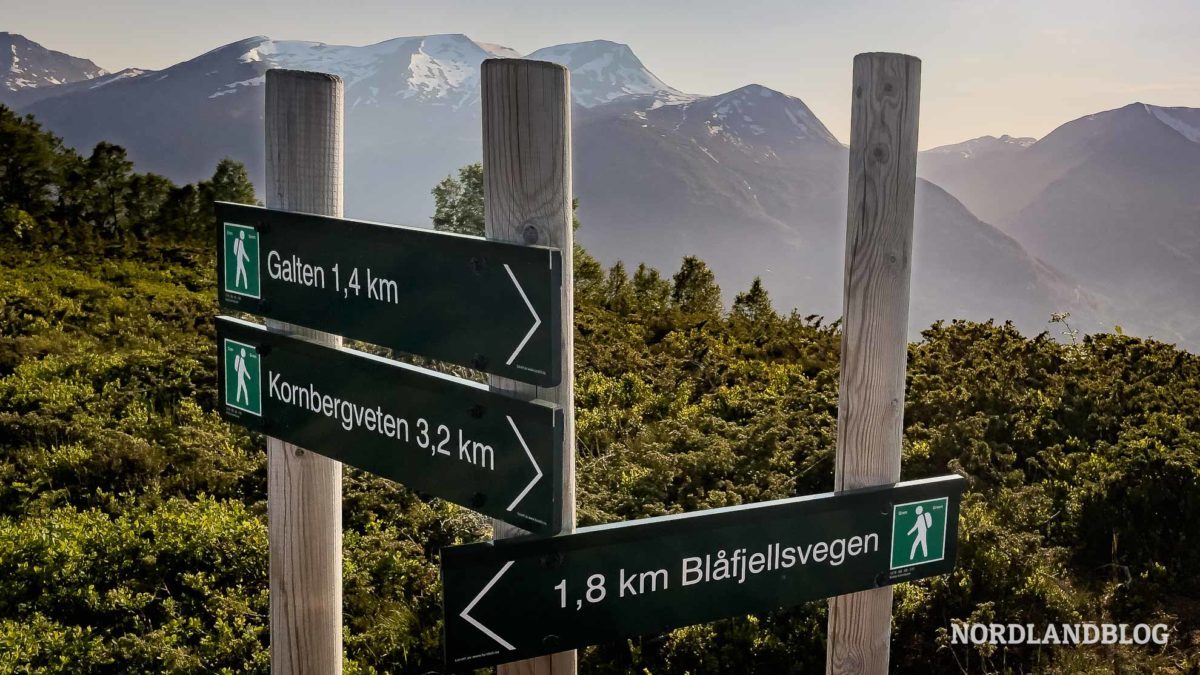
[
  {"x1": 1, "y1": 32, "x2": 107, "y2": 106},
  {"x1": 626, "y1": 83, "x2": 840, "y2": 150},
  {"x1": 527, "y1": 40, "x2": 689, "y2": 107},
  {"x1": 18, "y1": 34, "x2": 701, "y2": 226},
  {"x1": 214, "y1": 34, "x2": 512, "y2": 108}
]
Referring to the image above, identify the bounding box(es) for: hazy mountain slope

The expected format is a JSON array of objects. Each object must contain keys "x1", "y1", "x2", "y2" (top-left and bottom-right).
[
  {"x1": 1, "y1": 32, "x2": 108, "y2": 107},
  {"x1": 1004, "y1": 104, "x2": 1200, "y2": 344},
  {"x1": 574, "y1": 87, "x2": 1097, "y2": 334},
  {"x1": 918, "y1": 135, "x2": 1036, "y2": 224},
  {"x1": 921, "y1": 103, "x2": 1200, "y2": 346}
]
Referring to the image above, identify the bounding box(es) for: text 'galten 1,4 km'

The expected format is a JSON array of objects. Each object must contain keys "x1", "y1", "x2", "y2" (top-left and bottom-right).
[{"x1": 216, "y1": 202, "x2": 563, "y2": 386}]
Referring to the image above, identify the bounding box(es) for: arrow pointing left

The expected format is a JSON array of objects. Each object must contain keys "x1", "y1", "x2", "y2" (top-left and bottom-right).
[{"x1": 460, "y1": 561, "x2": 517, "y2": 651}]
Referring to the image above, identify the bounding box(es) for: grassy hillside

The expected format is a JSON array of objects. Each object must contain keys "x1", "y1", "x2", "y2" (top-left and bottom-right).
[
  {"x1": 2, "y1": 106, "x2": 1199, "y2": 673},
  {"x1": 0, "y1": 240, "x2": 1197, "y2": 673}
]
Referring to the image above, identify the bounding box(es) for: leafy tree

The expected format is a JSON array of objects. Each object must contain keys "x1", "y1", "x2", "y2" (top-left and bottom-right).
[
  {"x1": 83, "y1": 142, "x2": 135, "y2": 241},
  {"x1": 431, "y1": 163, "x2": 484, "y2": 235},
  {"x1": 125, "y1": 173, "x2": 175, "y2": 241},
  {"x1": 205, "y1": 158, "x2": 257, "y2": 207},
  {"x1": 0, "y1": 115, "x2": 256, "y2": 249},
  {"x1": 0, "y1": 106, "x2": 72, "y2": 233},
  {"x1": 603, "y1": 261, "x2": 635, "y2": 315}
]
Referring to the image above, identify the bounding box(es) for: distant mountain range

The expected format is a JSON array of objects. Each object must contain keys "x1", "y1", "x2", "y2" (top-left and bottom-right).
[
  {"x1": 5, "y1": 31, "x2": 1196, "y2": 348},
  {"x1": 919, "y1": 105, "x2": 1200, "y2": 345}
]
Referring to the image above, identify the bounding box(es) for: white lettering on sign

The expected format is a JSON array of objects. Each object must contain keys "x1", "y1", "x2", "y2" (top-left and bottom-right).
[
  {"x1": 266, "y1": 370, "x2": 498, "y2": 471},
  {"x1": 267, "y1": 250, "x2": 326, "y2": 288},
  {"x1": 679, "y1": 534, "x2": 878, "y2": 587},
  {"x1": 550, "y1": 532, "x2": 880, "y2": 611}
]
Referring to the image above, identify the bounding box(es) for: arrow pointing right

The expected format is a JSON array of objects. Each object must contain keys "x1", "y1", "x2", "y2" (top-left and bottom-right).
[
  {"x1": 460, "y1": 560, "x2": 516, "y2": 651},
  {"x1": 503, "y1": 263, "x2": 542, "y2": 367},
  {"x1": 505, "y1": 415, "x2": 543, "y2": 512}
]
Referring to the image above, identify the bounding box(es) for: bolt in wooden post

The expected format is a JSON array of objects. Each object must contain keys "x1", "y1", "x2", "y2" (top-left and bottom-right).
[
  {"x1": 264, "y1": 68, "x2": 345, "y2": 675},
  {"x1": 482, "y1": 58, "x2": 576, "y2": 675},
  {"x1": 825, "y1": 53, "x2": 921, "y2": 675}
]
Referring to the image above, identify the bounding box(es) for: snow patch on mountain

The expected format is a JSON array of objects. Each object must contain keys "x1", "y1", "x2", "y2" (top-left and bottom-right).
[
  {"x1": 925, "y1": 134, "x2": 1036, "y2": 158},
  {"x1": 1145, "y1": 104, "x2": 1200, "y2": 144},
  {"x1": 527, "y1": 40, "x2": 688, "y2": 107},
  {"x1": 87, "y1": 68, "x2": 147, "y2": 90},
  {"x1": 474, "y1": 42, "x2": 522, "y2": 59}
]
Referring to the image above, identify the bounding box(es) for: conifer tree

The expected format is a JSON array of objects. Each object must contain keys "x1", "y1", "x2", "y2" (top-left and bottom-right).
[
  {"x1": 632, "y1": 263, "x2": 671, "y2": 314},
  {"x1": 671, "y1": 255, "x2": 722, "y2": 316},
  {"x1": 731, "y1": 277, "x2": 775, "y2": 324}
]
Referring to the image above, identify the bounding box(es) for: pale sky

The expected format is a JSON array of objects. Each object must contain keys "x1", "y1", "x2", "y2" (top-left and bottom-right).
[{"x1": 8, "y1": 0, "x2": 1199, "y2": 148}]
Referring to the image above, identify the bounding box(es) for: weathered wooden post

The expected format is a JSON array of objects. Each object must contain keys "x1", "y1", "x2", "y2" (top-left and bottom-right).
[
  {"x1": 482, "y1": 58, "x2": 577, "y2": 675},
  {"x1": 826, "y1": 53, "x2": 921, "y2": 675},
  {"x1": 264, "y1": 69, "x2": 345, "y2": 674}
]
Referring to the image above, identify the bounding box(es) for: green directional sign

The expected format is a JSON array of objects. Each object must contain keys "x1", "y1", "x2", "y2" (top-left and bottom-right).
[
  {"x1": 215, "y1": 202, "x2": 562, "y2": 386},
  {"x1": 216, "y1": 316, "x2": 564, "y2": 533},
  {"x1": 441, "y1": 475, "x2": 964, "y2": 669}
]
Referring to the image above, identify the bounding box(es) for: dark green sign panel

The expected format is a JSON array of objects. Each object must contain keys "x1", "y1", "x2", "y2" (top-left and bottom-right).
[
  {"x1": 441, "y1": 475, "x2": 964, "y2": 668},
  {"x1": 216, "y1": 316, "x2": 564, "y2": 533},
  {"x1": 216, "y1": 202, "x2": 563, "y2": 386}
]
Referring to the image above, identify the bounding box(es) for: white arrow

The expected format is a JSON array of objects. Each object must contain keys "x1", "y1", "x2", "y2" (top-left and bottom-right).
[
  {"x1": 460, "y1": 560, "x2": 516, "y2": 651},
  {"x1": 504, "y1": 263, "x2": 541, "y2": 366},
  {"x1": 506, "y1": 415, "x2": 543, "y2": 512}
]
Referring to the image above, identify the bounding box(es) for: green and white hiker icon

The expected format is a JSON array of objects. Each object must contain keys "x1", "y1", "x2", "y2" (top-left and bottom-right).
[
  {"x1": 223, "y1": 223, "x2": 261, "y2": 298},
  {"x1": 224, "y1": 339, "x2": 261, "y2": 416},
  {"x1": 890, "y1": 497, "x2": 947, "y2": 569}
]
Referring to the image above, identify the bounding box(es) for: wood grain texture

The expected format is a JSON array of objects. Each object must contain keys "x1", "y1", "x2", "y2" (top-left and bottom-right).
[
  {"x1": 264, "y1": 68, "x2": 345, "y2": 675},
  {"x1": 482, "y1": 58, "x2": 577, "y2": 675},
  {"x1": 826, "y1": 53, "x2": 921, "y2": 675}
]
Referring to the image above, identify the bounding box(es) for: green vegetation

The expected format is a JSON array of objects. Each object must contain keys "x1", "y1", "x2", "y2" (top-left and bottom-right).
[{"x1": 0, "y1": 109, "x2": 1197, "y2": 673}]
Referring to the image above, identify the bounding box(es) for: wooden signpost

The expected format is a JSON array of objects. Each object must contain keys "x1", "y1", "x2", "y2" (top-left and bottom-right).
[
  {"x1": 220, "y1": 51, "x2": 935, "y2": 674},
  {"x1": 827, "y1": 52, "x2": 923, "y2": 675},
  {"x1": 482, "y1": 58, "x2": 578, "y2": 675},
  {"x1": 261, "y1": 69, "x2": 345, "y2": 675}
]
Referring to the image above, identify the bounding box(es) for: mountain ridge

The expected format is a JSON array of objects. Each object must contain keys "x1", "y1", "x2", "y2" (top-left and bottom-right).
[
  {"x1": 1, "y1": 32, "x2": 108, "y2": 107},
  {"x1": 5, "y1": 31, "x2": 1153, "y2": 342}
]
